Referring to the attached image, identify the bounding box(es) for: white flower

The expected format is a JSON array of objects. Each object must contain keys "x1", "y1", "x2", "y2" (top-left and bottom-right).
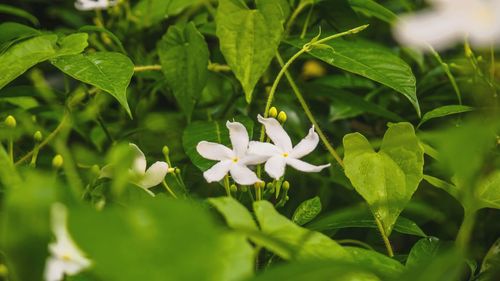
[
  {"x1": 44, "y1": 203, "x2": 91, "y2": 281},
  {"x1": 75, "y1": 0, "x2": 118, "y2": 11},
  {"x1": 100, "y1": 143, "x2": 168, "y2": 196},
  {"x1": 196, "y1": 121, "x2": 266, "y2": 185},
  {"x1": 248, "y1": 115, "x2": 330, "y2": 179},
  {"x1": 393, "y1": 0, "x2": 500, "y2": 51}
]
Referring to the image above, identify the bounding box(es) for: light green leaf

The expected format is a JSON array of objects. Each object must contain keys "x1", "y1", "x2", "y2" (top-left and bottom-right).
[
  {"x1": 0, "y1": 22, "x2": 40, "y2": 47},
  {"x1": 208, "y1": 197, "x2": 258, "y2": 231},
  {"x1": 292, "y1": 196, "x2": 322, "y2": 225},
  {"x1": 158, "y1": 22, "x2": 209, "y2": 120},
  {"x1": 348, "y1": 0, "x2": 398, "y2": 24},
  {"x1": 475, "y1": 171, "x2": 500, "y2": 209},
  {"x1": 216, "y1": 0, "x2": 284, "y2": 102},
  {"x1": 423, "y1": 175, "x2": 460, "y2": 200},
  {"x1": 406, "y1": 237, "x2": 443, "y2": 268},
  {"x1": 0, "y1": 33, "x2": 88, "y2": 90},
  {"x1": 345, "y1": 246, "x2": 404, "y2": 279},
  {"x1": 216, "y1": 233, "x2": 254, "y2": 281},
  {"x1": 51, "y1": 52, "x2": 134, "y2": 117},
  {"x1": 253, "y1": 200, "x2": 350, "y2": 260},
  {"x1": 133, "y1": 0, "x2": 200, "y2": 28},
  {"x1": 343, "y1": 122, "x2": 424, "y2": 235},
  {"x1": 418, "y1": 105, "x2": 474, "y2": 127},
  {"x1": 286, "y1": 38, "x2": 419, "y2": 116}
]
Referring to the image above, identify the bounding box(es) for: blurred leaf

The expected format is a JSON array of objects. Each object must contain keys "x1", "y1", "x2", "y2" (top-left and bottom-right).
[
  {"x1": 478, "y1": 238, "x2": 500, "y2": 280},
  {"x1": 292, "y1": 196, "x2": 322, "y2": 225},
  {"x1": 314, "y1": 74, "x2": 376, "y2": 89},
  {"x1": 406, "y1": 237, "x2": 443, "y2": 268},
  {"x1": 208, "y1": 197, "x2": 258, "y2": 231},
  {"x1": 253, "y1": 200, "x2": 350, "y2": 260},
  {"x1": 0, "y1": 33, "x2": 88, "y2": 90},
  {"x1": 475, "y1": 170, "x2": 500, "y2": 210},
  {"x1": 133, "y1": 0, "x2": 200, "y2": 28},
  {"x1": 216, "y1": 0, "x2": 284, "y2": 102},
  {"x1": 286, "y1": 38, "x2": 420, "y2": 116},
  {"x1": 343, "y1": 123, "x2": 424, "y2": 235},
  {"x1": 0, "y1": 22, "x2": 40, "y2": 47},
  {"x1": 345, "y1": 246, "x2": 404, "y2": 279},
  {"x1": 418, "y1": 105, "x2": 474, "y2": 128},
  {"x1": 395, "y1": 249, "x2": 465, "y2": 281},
  {"x1": 79, "y1": 25, "x2": 127, "y2": 54},
  {"x1": 0, "y1": 146, "x2": 21, "y2": 188},
  {"x1": 51, "y1": 52, "x2": 134, "y2": 117},
  {"x1": 216, "y1": 233, "x2": 254, "y2": 281},
  {"x1": 158, "y1": 22, "x2": 209, "y2": 120},
  {"x1": 182, "y1": 117, "x2": 253, "y2": 171},
  {"x1": 0, "y1": 4, "x2": 39, "y2": 26},
  {"x1": 348, "y1": 0, "x2": 397, "y2": 24},
  {"x1": 423, "y1": 174, "x2": 460, "y2": 200}
]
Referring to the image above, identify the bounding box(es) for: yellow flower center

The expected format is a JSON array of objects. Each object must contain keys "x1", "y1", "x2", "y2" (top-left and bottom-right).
[
  {"x1": 232, "y1": 158, "x2": 239, "y2": 163},
  {"x1": 282, "y1": 153, "x2": 289, "y2": 158},
  {"x1": 61, "y1": 254, "x2": 72, "y2": 262}
]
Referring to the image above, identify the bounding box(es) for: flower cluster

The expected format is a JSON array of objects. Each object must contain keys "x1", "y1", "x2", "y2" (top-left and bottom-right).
[
  {"x1": 196, "y1": 115, "x2": 330, "y2": 185},
  {"x1": 74, "y1": 0, "x2": 118, "y2": 11},
  {"x1": 393, "y1": 0, "x2": 500, "y2": 51}
]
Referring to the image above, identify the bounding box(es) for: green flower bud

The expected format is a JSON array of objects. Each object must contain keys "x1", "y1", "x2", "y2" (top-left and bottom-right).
[
  {"x1": 52, "y1": 154, "x2": 64, "y2": 169},
  {"x1": 34, "y1": 131, "x2": 43, "y2": 142},
  {"x1": 282, "y1": 181, "x2": 290, "y2": 191},
  {"x1": 230, "y1": 184, "x2": 238, "y2": 193},
  {"x1": 240, "y1": 185, "x2": 248, "y2": 192},
  {"x1": 168, "y1": 167, "x2": 176, "y2": 174},
  {"x1": 277, "y1": 111, "x2": 287, "y2": 123},
  {"x1": 162, "y1": 145, "x2": 170, "y2": 156},
  {"x1": 91, "y1": 164, "x2": 100, "y2": 175},
  {"x1": 174, "y1": 168, "x2": 181, "y2": 174},
  {"x1": 268, "y1": 107, "x2": 278, "y2": 118},
  {"x1": 5, "y1": 115, "x2": 16, "y2": 128}
]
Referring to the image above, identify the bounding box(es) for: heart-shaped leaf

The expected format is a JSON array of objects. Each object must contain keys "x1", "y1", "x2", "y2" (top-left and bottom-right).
[
  {"x1": 343, "y1": 122, "x2": 424, "y2": 235},
  {"x1": 51, "y1": 52, "x2": 134, "y2": 117}
]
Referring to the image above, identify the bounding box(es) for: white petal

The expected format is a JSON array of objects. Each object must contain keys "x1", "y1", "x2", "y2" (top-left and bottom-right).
[
  {"x1": 240, "y1": 154, "x2": 269, "y2": 165},
  {"x1": 286, "y1": 158, "x2": 330, "y2": 173},
  {"x1": 248, "y1": 141, "x2": 281, "y2": 156},
  {"x1": 257, "y1": 114, "x2": 293, "y2": 152},
  {"x1": 291, "y1": 126, "x2": 319, "y2": 158},
  {"x1": 134, "y1": 161, "x2": 168, "y2": 189},
  {"x1": 393, "y1": 10, "x2": 465, "y2": 51},
  {"x1": 129, "y1": 143, "x2": 147, "y2": 174},
  {"x1": 264, "y1": 156, "x2": 287, "y2": 179},
  {"x1": 44, "y1": 257, "x2": 65, "y2": 281},
  {"x1": 196, "y1": 141, "x2": 234, "y2": 161},
  {"x1": 203, "y1": 160, "x2": 232, "y2": 183},
  {"x1": 229, "y1": 165, "x2": 261, "y2": 185},
  {"x1": 226, "y1": 121, "x2": 249, "y2": 158}
]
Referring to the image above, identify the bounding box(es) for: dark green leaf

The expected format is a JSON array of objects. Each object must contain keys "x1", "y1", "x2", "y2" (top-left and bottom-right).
[
  {"x1": 292, "y1": 196, "x2": 322, "y2": 225},
  {"x1": 133, "y1": 0, "x2": 200, "y2": 28},
  {"x1": 0, "y1": 22, "x2": 40, "y2": 46},
  {"x1": 0, "y1": 4, "x2": 39, "y2": 26},
  {"x1": 348, "y1": 0, "x2": 398, "y2": 24},
  {"x1": 406, "y1": 237, "x2": 443, "y2": 268}
]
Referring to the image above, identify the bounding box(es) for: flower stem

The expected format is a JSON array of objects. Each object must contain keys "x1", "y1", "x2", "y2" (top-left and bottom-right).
[
  {"x1": 162, "y1": 180, "x2": 178, "y2": 199},
  {"x1": 429, "y1": 45, "x2": 462, "y2": 105},
  {"x1": 456, "y1": 209, "x2": 476, "y2": 252},
  {"x1": 374, "y1": 216, "x2": 394, "y2": 257},
  {"x1": 223, "y1": 175, "x2": 231, "y2": 197},
  {"x1": 8, "y1": 137, "x2": 13, "y2": 164},
  {"x1": 133, "y1": 65, "x2": 162, "y2": 72},
  {"x1": 29, "y1": 143, "x2": 40, "y2": 168}
]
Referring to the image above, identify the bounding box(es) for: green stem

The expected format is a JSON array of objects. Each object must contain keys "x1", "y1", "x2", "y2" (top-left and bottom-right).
[
  {"x1": 133, "y1": 65, "x2": 162, "y2": 72},
  {"x1": 162, "y1": 180, "x2": 178, "y2": 199},
  {"x1": 300, "y1": 3, "x2": 314, "y2": 39},
  {"x1": 8, "y1": 137, "x2": 13, "y2": 164},
  {"x1": 223, "y1": 175, "x2": 231, "y2": 197},
  {"x1": 374, "y1": 216, "x2": 394, "y2": 257},
  {"x1": 429, "y1": 46, "x2": 462, "y2": 104},
  {"x1": 276, "y1": 53, "x2": 344, "y2": 168},
  {"x1": 256, "y1": 184, "x2": 262, "y2": 201},
  {"x1": 456, "y1": 209, "x2": 476, "y2": 252},
  {"x1": 29, "y1": 143, "x2": 40, "y2": 168}
]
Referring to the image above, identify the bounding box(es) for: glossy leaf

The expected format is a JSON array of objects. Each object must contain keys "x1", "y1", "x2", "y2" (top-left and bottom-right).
[
  {"x1": 51, "y1": 52, "x2": 134, "y2": 117},
  {"x1": 0, "y1": 33, "x2": 88, "y2": 90},
  {"x1": 292, "y1": 196, "x2": 322, "y2": 225},
  {"x1": 348, "y1": 0, "x2": 397, "y2": 24},
  {"x1": 406, "y1": 237, "x2": 443, "y2": 268},
  {"x1": 418, "y1": 105, "x2": 474, "y2": 127},
  {"x1": 133, "y1": 0, "x2": 200, "y2": 28},
  {"x1": 345, "y1": 246, "x2": 404, "y2": 279},
  {"x1": 216, "y1": 0, "x2": 285, "y2": 102},
  {"x1": 158, "y1": 22, "x2": 209, "y2": 120},
  {"x1": 287, "y1": 38, "x2": 420, "y2": 116},
  {"x1": 343, "y1": 122, "x2": 424, "y2": 235}
]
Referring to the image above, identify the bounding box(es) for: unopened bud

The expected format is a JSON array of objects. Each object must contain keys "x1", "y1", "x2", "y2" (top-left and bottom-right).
[
  {"x1": 282, "y1": 181, "x2": 290, "y2": 191},
  {"x1": 52, "y1": 154, "x2": 64, "y2": 169},
  {"x1": 91, "y1": 164, "x2": 100, "y2": 175},
  {"x1": 254, "y1": 181, "x2": 265, "y2": 189},
  {"x1": 168, "y1": 167, "x2": 175, "y2": 173},
  {"x1": 230, "y1": 184, "x2": 237, "y2": 193},
  {"x1": 268, "y1": 107, "x2": 278, "y2": 118},
  {"x1": 5, "y1": 115, "x2": 16, "y2": 128},
  {"x1": 240, "y1": 185, "x2": 248, "y2": 192},
  {"x1": 162, "y1": 145, "x2": 169, "y2": 156},
  {"x1": 277, "y1": 111, "x2": 287, "y2": 123},
  {"x1": 34, "y1": 131, "x2": 43, "y2": 142},
  {"x1": 174, "y1": 168, "x2": 181, "y2": 174}
]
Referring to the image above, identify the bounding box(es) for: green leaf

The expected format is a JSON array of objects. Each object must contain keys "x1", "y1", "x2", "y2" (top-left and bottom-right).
[
  {"x1": 475, "y1": 170, "x2": 500, "y2": 209},
  {"x1": 253, "y1": 200, "x2": 350, "y2": 260},
  {"x1": 406, "y1": 237, "x2": 443, "y2": 268},
  {"x1": 216, "y1": 0, "x2": 285, "y2": 102},
  {"x1": 51, "y1": 52, "x2": 134, "y2": 117},
  {"x1": 480, "y1": 238, "x2": 500, "y2": 275},
  {"x1": 79, "y1": 25, "x2": 127, "y2": 54},
  {"x1": 343, "y1": 122, "x2": 424, "y2": 235},
  {"x1": 182, "y1": 117, "x2": 254, "y2": 172},
  {"x1": 423, "y1": 175, "x2": 460, "y2": 200},
  {"x1": 133, "y1": 0, "x2": 200, "y2": 28},
  {"x1": 345, "y1": 246, "x2": 404, "y2": 279},
  {"x1": 158, "y1": 22, "x2": 209, "y2": 120},
  {"x1": 418, "y1": 105, "x2": 474, "y2": 127},
  {"x1": 286, "y1": 38, "x2": 420, "y2": 116},
  {"x1": 216, "y1": 233, "x2": 254, "y2": 281},
  {"x1": 0, "y1": 33, "x2": 88, "y2": 90},
  {"x1": 292, "y1": 196, "x2": 322, "y2": 225},
  {"x1": 0, "y1": 22, "x2": 40, "y2": 47},
  {"x1": 0, "y1": 4, "x2": 39, "y2": 26},
  {"x1": 348, "y1": 0, "x2": 398, "y2": 24},
  {"x1": 208, "y1": 197, "x2": 258, "y2": 231}
]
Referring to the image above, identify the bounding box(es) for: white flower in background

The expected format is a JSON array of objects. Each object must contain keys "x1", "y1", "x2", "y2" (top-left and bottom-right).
[
  {"x1": 196, "y1": 121, "x2": 266, "y2": 185},
  {"x1": 393, "y1": 0, "x2": 500, "y2": 51},
  {"x1": 100, "y1": 143, "x2": 168, "y2": 196},
  {"x1": 75, "y1": 0, "x2": 118, "y2": 11},
  {"x1": 248, "y1": 115, "x2": 330, "y2": 180},
  {"x1": 44, "y1": 203, "x2": 91, "y2": 281}
]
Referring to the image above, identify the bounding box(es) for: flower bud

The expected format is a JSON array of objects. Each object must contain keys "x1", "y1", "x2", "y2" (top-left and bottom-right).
[
  {"x1": 277, "y1": 111, "x2": 287, "y2": 123},
  {"x1": 230, "y1": 184, "x2": 237, "y2": 193},
  {"x1": 52, "y1": 154, "x2": 64, "y2": 169},
  {"x1": 34, "y1": 131, "x2": 43, "y2": 142},
  {"x1": 162, "y1": 145, "x2": 170, "y2": 156},
  {"x1": 302, "y1": 60, "x2": 326, "y2": 79},
  {"x1": 5, "y1": 115, "x2": 16, "y2": 128},
  {"x1": 282, "y1": 181, "x2": 290, "y2": 191},
  {"x1": 168, "y1": 167, "x2": 176, "y2": 174},
  {"x1": 174, "y1": 168, "x2": 181, "y2": 174},
  {"x1": 240, "y1": 185, "x2": 248, "y2": 192},
  {"x1": 268, "y1": 107, "x2": 278, "y2": 118},
  {"x1": 91, "y1": 164, "x2": 100, "y2": 176}
]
